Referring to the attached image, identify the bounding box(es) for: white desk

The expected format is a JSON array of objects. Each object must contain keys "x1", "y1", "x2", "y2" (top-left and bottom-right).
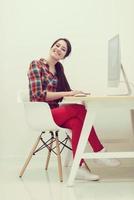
[{"x1": 63, "y1": 95, "x2": 134, "y2": 186}]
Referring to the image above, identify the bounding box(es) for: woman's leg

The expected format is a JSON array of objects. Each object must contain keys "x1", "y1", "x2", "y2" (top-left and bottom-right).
[
  {"x1": 51, "y1": 104, "x2": 120, "y2": 168},
  {"x1": 68, "y1": 104, "x2": 104, "y2": 152},
  {"x1": 51, "y1": 104, "x2": 104, "y2": 155}
]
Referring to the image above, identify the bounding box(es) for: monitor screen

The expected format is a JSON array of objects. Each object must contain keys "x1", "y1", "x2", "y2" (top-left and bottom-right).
[{"x1": 108, "y1": 34, "x2": 121, "y2": 87}]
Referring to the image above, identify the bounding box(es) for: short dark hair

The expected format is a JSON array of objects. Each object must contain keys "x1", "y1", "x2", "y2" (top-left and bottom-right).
[{"x1": 51, "y1": 38, "x2": 72, "y2": 58}]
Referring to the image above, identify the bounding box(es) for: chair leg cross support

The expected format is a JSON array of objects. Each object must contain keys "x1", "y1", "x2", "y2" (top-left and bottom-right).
[{"x1": 19, "y1": 131, "x2": 72, "y2": 182}]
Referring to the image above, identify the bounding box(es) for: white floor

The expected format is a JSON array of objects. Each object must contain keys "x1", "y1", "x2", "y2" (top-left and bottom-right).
[{"x1": 0, "y1": 155, "x2": 134, "y2": 200}]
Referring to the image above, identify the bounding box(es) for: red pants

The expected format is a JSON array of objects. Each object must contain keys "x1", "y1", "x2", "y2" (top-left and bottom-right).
[{"x1": 51, "y1": 104, "x2": 104, "y2": 159}]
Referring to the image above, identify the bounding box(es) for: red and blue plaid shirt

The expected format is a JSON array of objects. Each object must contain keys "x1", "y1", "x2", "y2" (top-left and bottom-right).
[{"x1": 28, "y1": 58, "x2": 59, "y2": 108}]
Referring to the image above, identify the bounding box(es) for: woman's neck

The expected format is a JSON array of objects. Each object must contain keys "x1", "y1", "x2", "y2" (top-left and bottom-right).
[
  {"x1": 46, "y1": 56, "x2": 57, "y2": 75},
  {"x1": 46, "y1": 56, "x2": 57, "y2": 68}
]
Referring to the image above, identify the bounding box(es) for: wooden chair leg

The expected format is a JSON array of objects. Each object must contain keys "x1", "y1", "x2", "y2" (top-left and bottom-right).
[
  {"x1": 19, "y1": 135, "x2": 41, "y2": 178},
  {"x1": 64, "y1": 137, "x2": 72, "y2": 167},
  {"x1": 45, "y1": 137, "x2": 54, "y2": 170},
  {"x1": 55, "y1": 132, "x2": 63, "y2": 182}
]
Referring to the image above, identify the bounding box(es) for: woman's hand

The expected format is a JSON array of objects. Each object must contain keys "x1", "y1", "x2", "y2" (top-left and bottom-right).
[
  {"x1": 67, "y1": 90, "x2": 86, "y2": 96},
  {"x1": 45, "y1": 90, "x2": 90, "y2": 101}
]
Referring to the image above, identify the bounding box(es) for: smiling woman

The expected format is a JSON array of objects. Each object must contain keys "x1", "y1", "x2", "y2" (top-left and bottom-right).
[
  {"x1": 50, "y1": 40, "x2": 68, "y2": 61},
  {"x1": 27, "y1": 38, "x2": 120, "y2": 181}
]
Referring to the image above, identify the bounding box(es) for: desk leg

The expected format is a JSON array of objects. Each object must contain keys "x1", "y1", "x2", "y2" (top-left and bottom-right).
[
  {"x1": 67, "y1": 107, "x2": 96, "y2": 186},
  {"x1": 130, "y1": 109, "x2": 134, "y2": 138}
]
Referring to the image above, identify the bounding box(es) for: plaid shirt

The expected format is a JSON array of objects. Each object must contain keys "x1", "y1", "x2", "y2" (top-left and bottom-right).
[{"x1": 28, "y1": 58, "x2": 59, "y2": 108}]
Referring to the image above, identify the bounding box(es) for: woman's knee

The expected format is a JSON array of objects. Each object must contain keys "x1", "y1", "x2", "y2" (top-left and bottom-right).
[{"x1": 75, "y1": 104, "x2": 87, "y2": 118}]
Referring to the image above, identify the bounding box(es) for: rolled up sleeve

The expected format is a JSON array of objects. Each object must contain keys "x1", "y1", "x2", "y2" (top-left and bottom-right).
[{"x1": 28, "y1": 60, "x2": 47, "y2": 101}]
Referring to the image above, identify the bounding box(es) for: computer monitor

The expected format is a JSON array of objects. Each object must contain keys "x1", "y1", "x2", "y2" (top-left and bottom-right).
[
  {"x1": 107, "y1": 34, "x2": 131, "y2": 95},
  {"x1": 108, "y1": 34, "x2": 121, "y2": 87}
]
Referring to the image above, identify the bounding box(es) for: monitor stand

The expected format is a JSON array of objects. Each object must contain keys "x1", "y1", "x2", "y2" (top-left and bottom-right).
[{"x1": 108, "y1": 64, "x2": 132, "y2": 96}]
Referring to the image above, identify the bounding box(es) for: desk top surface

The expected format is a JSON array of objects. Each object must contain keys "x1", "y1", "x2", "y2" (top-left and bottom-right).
[{"x1": 64, "y1": 95, "x2": 134, "y2": 101}]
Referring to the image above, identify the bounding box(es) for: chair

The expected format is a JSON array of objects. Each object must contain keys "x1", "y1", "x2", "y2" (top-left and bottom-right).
[{"x1": 18, "y1": 90, "x2": 72, "y2": 182}]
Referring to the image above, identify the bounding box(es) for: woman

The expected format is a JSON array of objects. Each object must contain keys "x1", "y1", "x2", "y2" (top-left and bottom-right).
[{"x1": 28, "y1": 38, "x2": 120, "y2": 181}]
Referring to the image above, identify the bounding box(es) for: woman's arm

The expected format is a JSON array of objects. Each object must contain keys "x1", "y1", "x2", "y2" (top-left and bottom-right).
[
  {"x1": 28, "y1": 60, "x2": 82, "y2": 101},
  {"x1": 28, "y1": 60, "x2": 47, "y2": 101},
  {"x1": 45, "y1": 90, "x2": 82, "y2": 101}
]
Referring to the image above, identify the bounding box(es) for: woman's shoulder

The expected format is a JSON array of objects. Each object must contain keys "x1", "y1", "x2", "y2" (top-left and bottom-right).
[
  {"x1": 30, "y1": 58, "x2": 47, "y2": 69},
  {"x1": 30, "y1": 58, "x2": 46, "y2": 64},
  {"x1": 39, "y1": 58, "x2": 47, "y2": 64}
]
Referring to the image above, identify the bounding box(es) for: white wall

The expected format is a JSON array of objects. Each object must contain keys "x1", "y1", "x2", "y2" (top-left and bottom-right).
[{"x1": 0, "y1": 0, "x2": 134, "y2": 157}]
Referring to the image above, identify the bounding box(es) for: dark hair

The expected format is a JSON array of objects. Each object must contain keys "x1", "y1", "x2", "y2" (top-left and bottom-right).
[
  {"x1": 55, "y1": 62, "x2": 71, "y2": 92},
  {"x1": 51, "y1": 38, "x2": 72, "y2": 58}
]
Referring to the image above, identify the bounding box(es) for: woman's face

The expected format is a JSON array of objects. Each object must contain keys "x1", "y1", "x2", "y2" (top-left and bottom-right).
[{"x1": 50, "y1": 40, "x2": 68, "y2": 61}]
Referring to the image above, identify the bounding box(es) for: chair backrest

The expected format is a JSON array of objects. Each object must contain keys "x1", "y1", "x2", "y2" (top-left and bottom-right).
[
  {"x1": 17, "y1": 89, "x2": 29, "y2": 103},
  {"x1": 18, "y1": 90, "x2": 61, "y2": 132}
]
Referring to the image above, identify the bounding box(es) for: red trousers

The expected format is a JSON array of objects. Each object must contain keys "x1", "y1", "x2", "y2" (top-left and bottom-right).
[{"x1": 51, "y1": 104, "x2": 104, "y2": 158}]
